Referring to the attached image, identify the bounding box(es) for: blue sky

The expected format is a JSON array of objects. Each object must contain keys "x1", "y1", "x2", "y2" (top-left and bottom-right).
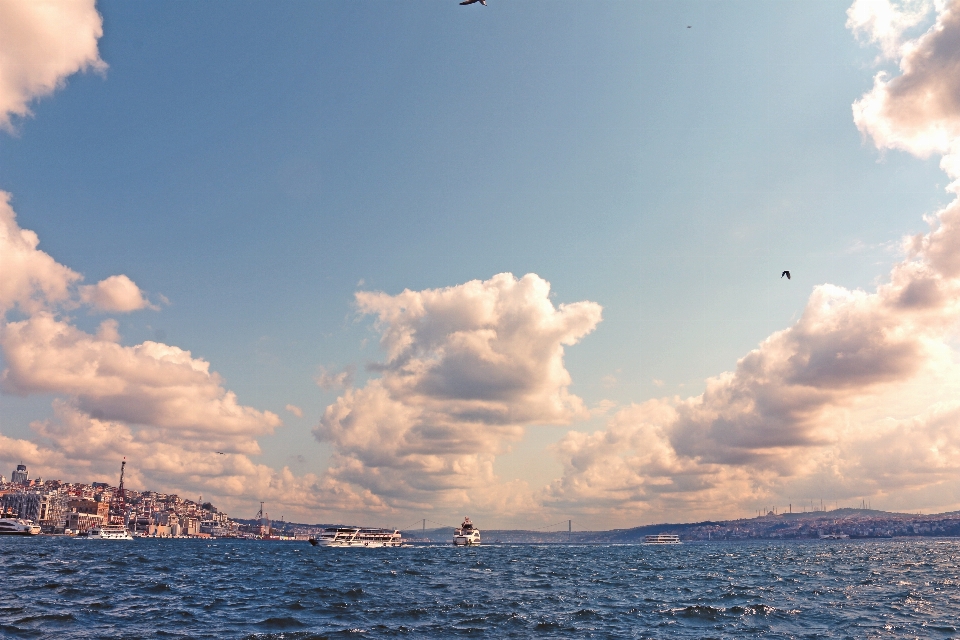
[{"x1": 2, "y1": 0, "x2": 960, "y2": 528}]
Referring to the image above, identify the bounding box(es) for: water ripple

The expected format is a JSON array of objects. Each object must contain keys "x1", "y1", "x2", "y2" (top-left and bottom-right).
[{"x1": 2, "y1": 538, "x2": 960, "y2": 637}]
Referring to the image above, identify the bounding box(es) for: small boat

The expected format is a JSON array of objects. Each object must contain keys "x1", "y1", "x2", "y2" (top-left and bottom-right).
[
  {"x1": 309, "y1": 527, "x2": 403, "y2": 547},
  {"x1": 643, "y1": 534, "x2": 681, "y2": 544},
  {"x1": 0, "y1": 518, "x2": 41, "y2": 535},
  {"x1": 453, "y1": 517, "x2": 481, "y2": 546},
  {"x1": 86, "y1": 524, "x2": 134, "y2": 540}
]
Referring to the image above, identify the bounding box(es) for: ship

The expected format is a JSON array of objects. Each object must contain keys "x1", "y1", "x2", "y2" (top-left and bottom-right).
[
  {"x1": 0, "y1": 518, "x2": 41, "y2": 535},
  {"x1": 85, "y1": 523, "x2": 134, "y2": 540},
  {"x1": 453, "y1": 517, "x2": 481, "y2": 546},
  {"x1": 643, "y1": 534, "x2": 681, "y2": 544},
  {"x1": 308, "y1": 527, "x2": 403, "y2": 547}
]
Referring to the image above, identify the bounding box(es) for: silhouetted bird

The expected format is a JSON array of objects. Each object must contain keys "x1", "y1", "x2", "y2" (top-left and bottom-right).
[
  {"x1": 460, "y1": 0, "x2": 487, "y2": 4},
  {"x1": 215, "y1": 451, "x2": 225, "y2": 455},
  {"x1": 781, "y1": 271, "x2": 791, "y2": 280},
  {"x1": 687, "y1": 25, "x2": 691, "y2": 28}
]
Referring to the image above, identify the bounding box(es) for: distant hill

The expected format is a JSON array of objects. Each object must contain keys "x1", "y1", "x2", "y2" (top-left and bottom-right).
[{"x1": 238, "y1": 508, "x2": 960, "y2": 542}]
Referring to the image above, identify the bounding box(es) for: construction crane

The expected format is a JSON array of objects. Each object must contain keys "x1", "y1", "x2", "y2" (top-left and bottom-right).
[
  {"x1": 256, "y1": 501, "x2": 270, "y2": 537},
  {"x1": 112, "y1": 458, "x2": 126, "y2": 525}
]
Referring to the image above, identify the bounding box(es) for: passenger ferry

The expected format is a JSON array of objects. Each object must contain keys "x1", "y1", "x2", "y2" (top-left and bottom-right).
[
  {"x1": 0, "y1": 518, "x2": 41, "y2": 535},
  {"x1": 453, "y1": 517, "x2": 481, "y2": 546},
  {"x1": 308, "y1": 527, "x2": 403, "y2": 547},
  {"x1": 643, "y1": 534, "x2": 681, "y2": 544},
  {"x1": 85, "y1": 524, "x2": 134, "y2": 540}
]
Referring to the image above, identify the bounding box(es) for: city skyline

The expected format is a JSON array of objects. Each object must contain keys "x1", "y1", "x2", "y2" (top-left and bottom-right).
[{"x1": 4, "y1": 0, "x2": 960, "y2": 529}]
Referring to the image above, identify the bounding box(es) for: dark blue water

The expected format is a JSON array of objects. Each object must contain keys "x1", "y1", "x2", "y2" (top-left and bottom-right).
[{"x1": 2, "y1": 538, "x2": 959, "y2": 638}]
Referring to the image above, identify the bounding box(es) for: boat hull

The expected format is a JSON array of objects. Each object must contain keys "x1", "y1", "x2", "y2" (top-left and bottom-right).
[
  {"x1": 314, "y1": 539, "x2": 403, "y2": 548},
  {"x1": 0, "y1": 530, "x2": 39, "y2": 536},
  {"x1": 453, "y1": 537, "x2": 480, "y2": 546}
]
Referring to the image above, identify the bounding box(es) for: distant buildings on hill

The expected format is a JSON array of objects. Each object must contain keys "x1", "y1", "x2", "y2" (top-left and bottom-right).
[{"x1": 0, "y1": 463, "x2": 258, "y2": 537}]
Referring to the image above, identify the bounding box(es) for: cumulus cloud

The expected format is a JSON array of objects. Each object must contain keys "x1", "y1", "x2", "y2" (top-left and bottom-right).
[
  {"x1": 79, "y1": 274, "x2": 153, "y2": 313},
  {"x1": 0, "y1": 401, "x2": 383, "y2": 518},
  {"x1": 541, "y1": 2, "x2": 960, "y2": 524},
  {"x1": 847, "y1": 0, "x2": 933, "y2": 59},
  {"x1": 0, "y1": 193, "x2": 80, "y2": 313},
  {"x1": 1, "y1": 313, "x2": 282, "y2": 442},
  {"x1": 315, "y1": 364, "x2": 355, "y2": 391},
  {"x1": 285, "y1": 404, "x2": 303, "y2": 418},
  {"x1": 853, "y1": 0, "x2": 960, "y2": 188},
  {"x1": 0, "y1": 0, "x2": 106, "y2": 129},
  {"x1": 314, "y1": 273, "x2": 601, "y2": 511}
]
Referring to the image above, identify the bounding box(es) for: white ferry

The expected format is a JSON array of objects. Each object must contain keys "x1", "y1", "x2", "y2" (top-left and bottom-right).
[
  {"x1": 453, "y1": 517, "x2": 481, "y2": 546},
  {"x1": 308, "y1": 527, "x2": 403, "y2": 547},
  {"x1": 85, "y1": 524, "x2": 134, "y2": 540},
  {"x1": 0, "y1": 518, "x2": 41, "y2": 535},
  {"x1": 643, "y1": 534, "x2": 681, "y2": 544}
]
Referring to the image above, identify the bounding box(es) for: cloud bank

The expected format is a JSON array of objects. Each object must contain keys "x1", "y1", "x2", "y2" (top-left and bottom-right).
[
  {"x1": 542, "y1": 0, "x2": 960, "y2": 524},
  {"x1": 0, "y1": 0, "x2": 106, "y2": 130},
  {"x1": 314, "y1": 274, "x2": 602, "y2": 513}
]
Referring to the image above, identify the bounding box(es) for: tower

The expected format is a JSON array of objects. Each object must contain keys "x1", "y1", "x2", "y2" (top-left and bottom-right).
[{"x1": 11, "y1": 464, "x2": 28, "y2": 485}]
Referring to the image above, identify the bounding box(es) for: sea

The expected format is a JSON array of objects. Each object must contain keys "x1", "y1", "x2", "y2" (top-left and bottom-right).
[{"x1": 1, "y1": 537, "x2": 959, "y2": 639}]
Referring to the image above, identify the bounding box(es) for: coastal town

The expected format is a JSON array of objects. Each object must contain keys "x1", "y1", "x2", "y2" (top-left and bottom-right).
[{"x1": 0, "y1": 462, "x2": 311, "y2": 539}]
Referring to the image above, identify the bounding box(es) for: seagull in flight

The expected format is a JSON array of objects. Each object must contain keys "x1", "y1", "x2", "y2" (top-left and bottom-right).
[
  {"x1": 781, "y1": 271, "x2": 791, "y2": 280},
  {"x1": 460, "y1": 0, "x2": 487, "y2": 5}
]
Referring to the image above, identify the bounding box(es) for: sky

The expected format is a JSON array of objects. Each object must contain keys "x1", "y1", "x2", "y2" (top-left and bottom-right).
[{"x1": 2, "y1": 0, "x2": 960, "y2": 530}]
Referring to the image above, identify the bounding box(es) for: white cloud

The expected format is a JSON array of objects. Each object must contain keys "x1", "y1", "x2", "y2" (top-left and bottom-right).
[
  {"x1": 0, "y1": 192, "x2": 80, "y2": 314},
  {"x1": 0, "y1": 401, "x2": 383, "y2": 518},
  {"x1": 1, "y1": 312, "x2": 282, "y2": 442},
  {"x1": 315, "y1": 364, "x2": 355, "y2": 391},
  {"x1": 847, "y1": 0, "x2": 933, "y2": 59},
  {"x1": 285, "y1": 404, "x2": 303, "y2": 418},
  {"x1": 853, "y1": 0, "x2": 960, "y2": 189},
  {"x1": 314, "y1": 273, "x2": 602, "y2": 512},
  {"x1": 0, "y1": 0, "x2": 106, "y2": 130},
  {"x1": 79, "y1": 274, "x2": 153, "y2": 313}
]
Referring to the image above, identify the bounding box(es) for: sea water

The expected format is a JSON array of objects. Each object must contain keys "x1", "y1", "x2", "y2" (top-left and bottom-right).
[{"x1": 2, "y1": 537, "x2": 959, "y2": 638}]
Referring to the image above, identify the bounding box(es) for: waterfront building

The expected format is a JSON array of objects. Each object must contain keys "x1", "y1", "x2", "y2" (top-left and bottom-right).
[
  {"x1": 38, "y1": 489, "x2": 67, "y2": 532},
  {"x1": 67, "y1": 498, "x2": 109, "y2": 518},
  {"x1": 184, "y1": 517, "x2": 200, "y2": 536},
  {"x1": 1, "y1": 491, "x2": 40, "y2": 522},
  {"x1": 2, "y1": 488, "x2": 68, "y2": 531},
  {"x1": 66, "y1": 511, "x2": 104, "y2": 533}
]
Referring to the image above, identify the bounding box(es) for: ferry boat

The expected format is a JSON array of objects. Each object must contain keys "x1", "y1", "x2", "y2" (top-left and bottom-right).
[
  {"x1": 643, "y1": 534, "x2": 681, "y2": 544},
  {"x1": 308, "y1": 527, "x2": 403, "y2": 547},
  {"x1": 85, "y1": 524, "x2": 134, "y2": 540},
  {"x1": 0, "y1": 518, "x2": 41, "y2": 535},
  {"x1": 453, "y1": 517, "x2": 481, "y2": 546}
]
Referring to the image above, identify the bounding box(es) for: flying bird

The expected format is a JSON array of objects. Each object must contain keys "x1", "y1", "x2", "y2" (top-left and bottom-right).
[
  {"x1": 460, "y1": 0, "x2": 487, "y2": 5},
  {"x1": 687, "y1": 25, "x2": 691, "y2": 28},
  {"x1": 215, "y1": 451, "x2": 225, "y2": 455},
  {"x1": 781, "y1": 271, "x2": 791, "y2": 280}
]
